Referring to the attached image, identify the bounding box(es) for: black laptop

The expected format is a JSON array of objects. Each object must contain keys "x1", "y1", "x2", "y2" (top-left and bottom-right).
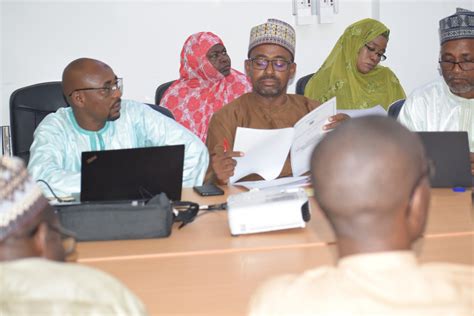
[
  {"x1": 417, "y1": 132, "x2": 471, "y2": 188},
  {"x1": 80, "y1": 145, "x2": 184, "y2": 202}
]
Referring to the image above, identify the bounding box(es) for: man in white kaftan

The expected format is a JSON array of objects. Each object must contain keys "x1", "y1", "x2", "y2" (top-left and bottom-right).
[
  {"x1": 398, "y1": 77, "x2": 473, "y2": 151},
  {"x1": 399, "y1": 8, "x2": 474, "y2": 175}
]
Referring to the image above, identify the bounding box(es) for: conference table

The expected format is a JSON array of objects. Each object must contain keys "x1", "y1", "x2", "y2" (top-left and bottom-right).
[{"x1": 77, "y1": 187, "x2": 473, "y2": 315}]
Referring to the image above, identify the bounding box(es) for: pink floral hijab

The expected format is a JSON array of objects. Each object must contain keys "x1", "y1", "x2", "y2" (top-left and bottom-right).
[{"x1": 161, "y1": 32, "x2": 252, "y2": 142}]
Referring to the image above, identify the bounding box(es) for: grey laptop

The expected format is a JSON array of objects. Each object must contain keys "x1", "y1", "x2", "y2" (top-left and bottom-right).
[
  {"x1": 417, "y1": 132, "x2": 471, "y2": 188},
  {"x1": 80, "y1": 145, "x2": 184, "y2": 202}
]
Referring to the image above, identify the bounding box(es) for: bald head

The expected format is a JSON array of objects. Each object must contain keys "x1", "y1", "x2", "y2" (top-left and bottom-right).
[
  {"x1": 62, "y1": 58, "x2": 112, "y2": 101},
  {"x1": 311, "y1": 116, "x2": 430, "y2": 251}
]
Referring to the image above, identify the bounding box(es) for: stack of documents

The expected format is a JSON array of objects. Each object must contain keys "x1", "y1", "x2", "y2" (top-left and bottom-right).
[{"x1": 236, "y1": 176, "x2": 310, "y2": 190}]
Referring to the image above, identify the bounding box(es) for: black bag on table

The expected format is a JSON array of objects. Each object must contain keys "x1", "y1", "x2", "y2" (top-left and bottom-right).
[{"x1": 56, "y1": 193, "x2": 174, "y2": 241}]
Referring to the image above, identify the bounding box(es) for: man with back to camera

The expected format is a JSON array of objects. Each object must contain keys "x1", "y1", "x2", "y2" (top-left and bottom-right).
[
  {"x1": 27, "y1": 58, "x2": 209, "y2": 198},
  {"x1": 205, "y1": 18, "x2": 348, "y2": 185},
  {"x1": 398, "y1": 8, "x2": 474, "y2": 176},
  {"x1": 249, "y1": 116, "x2": 473, "y2": 315},
  {"x1": 0, "y1": 156, "x2": 147, "y2": 315}
]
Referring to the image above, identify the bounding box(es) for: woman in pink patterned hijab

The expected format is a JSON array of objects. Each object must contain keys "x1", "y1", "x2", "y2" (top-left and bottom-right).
[{"x1": 161, "y1": 32, "x2": 252, "y2": 142}]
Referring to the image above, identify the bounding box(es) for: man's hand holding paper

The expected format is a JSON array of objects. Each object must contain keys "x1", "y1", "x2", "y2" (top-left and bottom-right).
[
  {"x1": 228, "y1": 98, "x2": 349, "y2": 183},
  {"x1": 210, "y1": 147, "x2": 244, "y2": 185}
]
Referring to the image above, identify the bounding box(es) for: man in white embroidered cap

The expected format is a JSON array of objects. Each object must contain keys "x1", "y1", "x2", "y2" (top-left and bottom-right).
[
  {"x1": 398, "y1": 8, "x2": 474, "y2": 176},
  {"x1": 0, "y1": 156, "x2": 147, "y2": 315},
  {"x1": 205, "y1": 18, "x2": 349, "y2": 185}
]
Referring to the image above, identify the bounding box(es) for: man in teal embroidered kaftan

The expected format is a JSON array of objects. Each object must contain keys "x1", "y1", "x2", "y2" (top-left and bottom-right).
[{"x1": 28, "y1": 58, "x2": 209, "y2": 197}]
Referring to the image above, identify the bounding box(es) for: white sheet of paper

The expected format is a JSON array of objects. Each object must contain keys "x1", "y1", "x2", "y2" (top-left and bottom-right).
[
  {"x1": 235, "y1": 176, "x2": 310, "y2": 190},
  {"x1": 230, "y1": 127, "x2": 294, "y2": 183},
  {"x1": 290, "y1": 97, "x2": 337, "y2": 176},
  {"x1": 337, "y1": 105, "x2": 387, "y2": 118}
]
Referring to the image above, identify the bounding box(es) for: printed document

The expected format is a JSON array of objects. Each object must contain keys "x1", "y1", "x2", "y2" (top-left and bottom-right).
[
  {"x1": 291, "y1": 97, "x2": 336, "y2": 176},
  {"x1": 230, "y1": 98, "x2": 336, "y2": 183},
  {"x1": 235, "y1": 176, "x2": 310, "y2": 190},
  {"x1": 338, "y1": 105, "x2": 386, "y2": 118}
]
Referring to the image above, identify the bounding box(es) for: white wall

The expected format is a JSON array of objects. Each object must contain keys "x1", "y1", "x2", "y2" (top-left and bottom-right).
[{"x1": 1, "y1": 0, "x2": 473, "y2": 126}]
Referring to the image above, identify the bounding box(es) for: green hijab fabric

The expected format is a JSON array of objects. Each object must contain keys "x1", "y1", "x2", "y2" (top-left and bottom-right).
[{"x1": 304, "y1": 18, "x2": 406, "y2": 110}]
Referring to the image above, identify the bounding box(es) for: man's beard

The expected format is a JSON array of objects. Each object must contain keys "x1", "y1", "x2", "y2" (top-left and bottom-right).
[
  {"x1": 445, "y1": 74, "x2": 474, "y2": 95},
  {"x1": 253, "y1": 76, "x2": 284, "y2": 97}
]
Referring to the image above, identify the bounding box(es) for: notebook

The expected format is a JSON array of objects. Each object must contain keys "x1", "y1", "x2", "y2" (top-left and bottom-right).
[
  {"x1": 80, "y1": 145, "x2": 184, "y2": 202},
  {"x1": 417, "y1": 132, "x2": 471, "y2": 188}
]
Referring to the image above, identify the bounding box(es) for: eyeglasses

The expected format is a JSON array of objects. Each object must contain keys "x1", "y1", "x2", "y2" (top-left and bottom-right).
[
  {"x1": 364, "y1": 44, "x2": 387, "y2": 61},
  {"x1": 248, "y1": 57, "x2": 293, "y2": 72},
  {"x1": 68, "y1": 78, "x2": 123, "y2": 97},
  {"x1": 47, "y1": 223, "x2": 77, "y2": 257},
  {"x1": 439, "y1": 60, "x2": 474, "y2": 71}
]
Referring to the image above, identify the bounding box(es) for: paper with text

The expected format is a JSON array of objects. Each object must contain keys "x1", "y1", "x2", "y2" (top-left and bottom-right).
[
  {"x1": 235, "y1": 176, "x2": 310, "y2": 190},
  {"x1": 337, "y1": 105, "x2": 387, "y2": 118},
  {"x1": 291, "y1": 97, "x2": 337, "y2": 176},
  {"x1": 230, "y1": 127, "x2": 294, "y2": 183}
]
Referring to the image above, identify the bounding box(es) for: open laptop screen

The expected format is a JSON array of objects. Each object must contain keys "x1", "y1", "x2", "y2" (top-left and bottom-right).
[
  {"x1": 80, "y1": 145, "x2": 184, "y2": 201},
  {"x1": 417, "y1": 132, "x2": 471, "y2": 188}
]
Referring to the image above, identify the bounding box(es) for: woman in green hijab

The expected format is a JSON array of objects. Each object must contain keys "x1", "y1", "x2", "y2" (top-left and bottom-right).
[{"x1": 304, "y1": 18, "x2": 405, "y2": 110}]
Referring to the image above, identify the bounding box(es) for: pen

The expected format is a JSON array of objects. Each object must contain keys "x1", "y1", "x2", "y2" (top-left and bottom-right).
[{"x1": 223, "y1": 138, "x2": 229, "y2": 153}]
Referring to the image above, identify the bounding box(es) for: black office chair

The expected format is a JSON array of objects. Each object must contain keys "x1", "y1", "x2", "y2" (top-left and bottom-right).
[
  {"x1": 155, "y1": 80, "x2": 176, "y2": 105},
  {"x1": 295, "y1": 73, "x2": 314, "y2": 95},
  {"x1": 387, "y1": 99, "x2": 405, "y2": 119},
  {"x1": 10, "y1": 82, "x2": 68, "y2": 164},
  {"x1": 145, "y1": 103, "x2": 174, "y2": 120}
]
